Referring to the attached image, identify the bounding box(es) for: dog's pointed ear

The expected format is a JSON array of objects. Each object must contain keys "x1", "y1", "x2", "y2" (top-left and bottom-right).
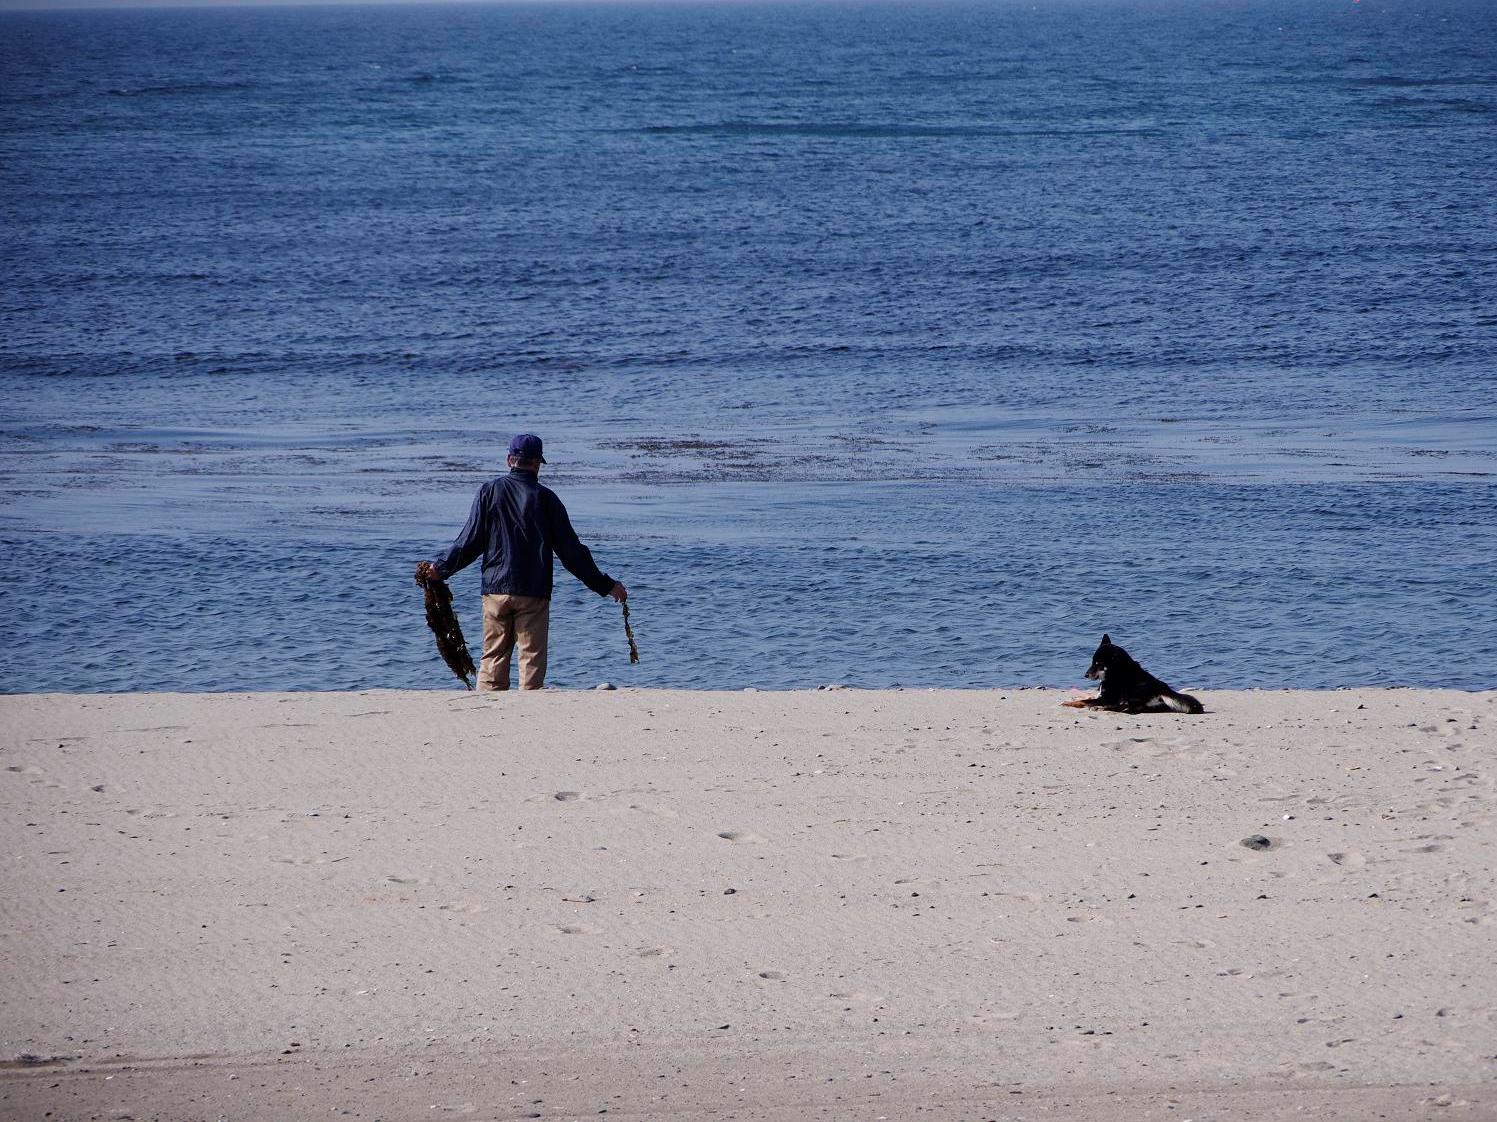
[{"x1": 1100, "y1": 633, "x2": 1112, "y2": 645}]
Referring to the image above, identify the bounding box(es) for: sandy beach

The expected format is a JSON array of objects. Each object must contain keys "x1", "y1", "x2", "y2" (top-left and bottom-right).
[{"x1": 2, "y1": 687, "x2": 1494, "y2": 1121}]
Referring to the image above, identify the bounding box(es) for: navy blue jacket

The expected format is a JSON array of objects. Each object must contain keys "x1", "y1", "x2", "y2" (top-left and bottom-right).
[{"x1": 432, "y1": 469, "x2": 615, "y2": 600}]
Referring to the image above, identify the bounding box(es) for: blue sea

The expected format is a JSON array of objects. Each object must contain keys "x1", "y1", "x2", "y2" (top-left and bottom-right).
[{"x1": 2, "y1": 0, "x2": 1494, "y2": 693}]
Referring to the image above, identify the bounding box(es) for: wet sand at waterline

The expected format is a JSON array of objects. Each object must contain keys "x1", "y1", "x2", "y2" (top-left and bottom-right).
[{"x1": 2, "y1": 689, "x2": 1493, "y2": 1120}]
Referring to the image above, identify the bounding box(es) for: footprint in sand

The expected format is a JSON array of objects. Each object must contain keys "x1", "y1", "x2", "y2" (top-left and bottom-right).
[
  {"x1": 629, "y1": 804, "x2": 679, "y2": 820},
  {"x1": 1458, "y1": 899, "x2": 1494, "y2": 926},
  {"x1": 830, "y1": 853, "x2": 869, "y2": 862},
  {"x1": 548, "y1": 923, "x2": 597, "y2": 936},
  {"x1": 718, "y1": 830, "x2": 766, "y2": 844},
  {"x1": 523, "y1": 790, "x2": 585, "y2": 804},
  {"x1": 386, "y1": 874, "x2": 431, "y2": 886},
  {"x1": 5, "y1": 764, "x2": 59, "y2": 788},
  {"x1": 439, "y1": 901, "x2": 485, "y2": 914},
  {"x1": 1107, "y1": 736, "x2": 1205, "y2": 761},
  {"x1": 1327, "y1": 852, "x2": 1367, "y2": 869},
  {"x1": 635, "y1": 945, "x2": 673, "y2": 958},
  {"x1": 829, "y1": 990, "x2": 885, "y2": 1005},
  {"x1": 756, "y1": 970, "x2": 786, "y2": 982},
  {"x1": 1420, "y1": 794, "x2": 1460, "y2": 810}
]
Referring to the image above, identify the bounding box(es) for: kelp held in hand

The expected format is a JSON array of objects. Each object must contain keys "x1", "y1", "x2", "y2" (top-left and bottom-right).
[
  {"x1": 622, "y1": 602, "x2": 640, "y2": 664},
  {"x1": 415, "y1": 562, "x2": 477, "y2": 689}
]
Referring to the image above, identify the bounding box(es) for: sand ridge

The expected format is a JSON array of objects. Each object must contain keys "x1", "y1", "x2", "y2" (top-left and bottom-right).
[{"x1": 1, "y1": 688, "x2": 1494, "y2": 1120}]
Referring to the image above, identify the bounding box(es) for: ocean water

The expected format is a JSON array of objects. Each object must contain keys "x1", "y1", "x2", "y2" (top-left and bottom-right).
[{"x1": 2, "y1": 0, "x2": 1494, "y2": 693}]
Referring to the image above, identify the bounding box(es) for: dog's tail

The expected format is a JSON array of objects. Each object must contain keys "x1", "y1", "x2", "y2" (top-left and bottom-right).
[{"x1": 1161, "y1": 690, "x2": 1204, "y2": 715}]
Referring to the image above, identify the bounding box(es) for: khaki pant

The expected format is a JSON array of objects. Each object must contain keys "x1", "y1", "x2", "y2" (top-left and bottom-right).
[{"x1": 478, "y1": 594, "x2": 551, "y2": 691}]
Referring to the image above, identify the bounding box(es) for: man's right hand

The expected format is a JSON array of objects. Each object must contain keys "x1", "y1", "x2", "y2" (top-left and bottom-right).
[{"x1": 609, "y1": 582, "x2": 628, "y2": 603}]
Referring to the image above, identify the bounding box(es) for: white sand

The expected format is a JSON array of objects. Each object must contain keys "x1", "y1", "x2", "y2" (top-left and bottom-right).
[{"x1": 2, "y1": 688, "x2": 1494, "y2": 1121}]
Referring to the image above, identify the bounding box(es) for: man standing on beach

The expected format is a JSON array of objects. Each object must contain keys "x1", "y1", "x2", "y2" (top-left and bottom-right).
[{"x1": 419, "y1": 434, "x2": 626, "y2": 691}]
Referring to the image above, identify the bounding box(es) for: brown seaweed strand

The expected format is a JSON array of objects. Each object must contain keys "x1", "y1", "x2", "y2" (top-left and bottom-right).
[
  {"x1": 416, "y1": 566, "x2": 476, "y2": 689},
  {"x1": 622, "y1": 601, "x2": 640, "y2": 664}
]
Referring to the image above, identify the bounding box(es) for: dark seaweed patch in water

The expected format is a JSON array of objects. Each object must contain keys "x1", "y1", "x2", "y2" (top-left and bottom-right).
[{"x1": 600, "y1": 438, "x2": 775, "y2": 455}]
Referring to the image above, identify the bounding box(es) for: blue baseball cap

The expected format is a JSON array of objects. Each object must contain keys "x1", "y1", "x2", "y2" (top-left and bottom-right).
[{"x1": 507, "y1": 433, "x2": 547, "y2": 463}]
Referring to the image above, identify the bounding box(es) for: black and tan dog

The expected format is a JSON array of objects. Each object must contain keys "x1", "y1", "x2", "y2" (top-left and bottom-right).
[{"x1": 1062, "y1": 634, "x2": 1204, "y2": 714}]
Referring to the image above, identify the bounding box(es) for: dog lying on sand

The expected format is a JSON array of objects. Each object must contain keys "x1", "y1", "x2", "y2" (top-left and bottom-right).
[{"x1": 1062, "y1": 634, "x2": 1204, "y2": 714}]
